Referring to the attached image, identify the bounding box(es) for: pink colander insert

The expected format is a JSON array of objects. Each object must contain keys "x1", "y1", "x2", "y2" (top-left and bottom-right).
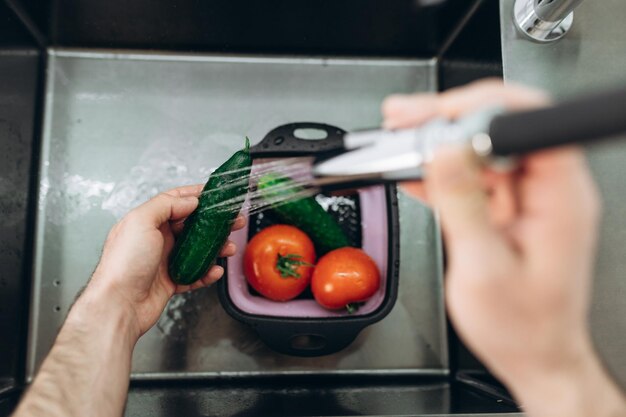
[{"x1": 227, "y1": 186, "x2": 389, "y2": 318}]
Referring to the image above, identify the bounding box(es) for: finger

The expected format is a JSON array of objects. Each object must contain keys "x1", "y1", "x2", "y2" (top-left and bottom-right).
[
  {"x1": 133, "y1": 193, "x2": 199, "y2": 227},
  {"x1": 161, "y1": 223, "x2": 175, "y2": 252},
  {"x1": 438, "y1": 78, "x2": 550, "y2": 119},
  {"x1": 219, "y1": 241, "x2": 237, "y2": 257},
  {"x1": 381, "y1": 93, "x2": 439, "y2": 129},
  {"x1": 173, "y1": 265, "x2": 225, "y2": 293},
  {"x1": 381, "y1": 78, "x2": 550, "y2": 131},
  {"x1": 483, "y1": 169, "x2": 518, "y2": 228},
  {"x1": 171, "y1": 220, "x2": 186, "y2": 236},
  {"x1": 231, "y1": 214, "x2": 247, "y2": 231},
  {"x1": 164, "y1": 184, "x2": 204, "y2": 198},
  {"x1": 426, "y1": 146, "x2": 501, "y2": 252},
  {"x1": 193, "y1": 265, "x2": 225, "y2": 290},
  {"x1": 400, "y1": 170, "x2": 519, "y2": 228},
  {"x1": 517, "y1": 147, "x2": 600, "y2": 263}
]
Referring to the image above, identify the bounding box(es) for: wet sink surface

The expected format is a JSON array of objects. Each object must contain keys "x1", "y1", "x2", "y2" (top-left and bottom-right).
[{"x1": 28, "y1": 49, "x2": 448, "y2": 380}]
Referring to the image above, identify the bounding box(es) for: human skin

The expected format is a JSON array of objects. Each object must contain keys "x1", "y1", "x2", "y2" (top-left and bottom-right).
[
  {"x1": 382, "y1": 78, "x2": 626, "y2": 417},
  {"x1": 12, "y1": 184, "x2": 245, "y2": 417},
  {"x1": 12, "y1": 79, "x2": 626, "y2": 417}
]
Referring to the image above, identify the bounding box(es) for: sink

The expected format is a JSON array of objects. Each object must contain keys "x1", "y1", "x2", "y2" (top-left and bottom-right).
[
  {"x1": 28, "y1": 48, "x2": 447, "y2": 380},
  {"x1": 0, "y1": 0, "x2": 513, "y2": 415}
]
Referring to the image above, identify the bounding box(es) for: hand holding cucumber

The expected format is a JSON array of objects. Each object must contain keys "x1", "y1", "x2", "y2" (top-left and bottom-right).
[
  {"x1": 13, "y1": 181, "x2": 247, "y2": 417},
  {"x1": 90, "y1": 184, "x2": 246, "y2": 336},
  {"x1": 92, "y1": 138, "x2": 250, "y2": 336}
]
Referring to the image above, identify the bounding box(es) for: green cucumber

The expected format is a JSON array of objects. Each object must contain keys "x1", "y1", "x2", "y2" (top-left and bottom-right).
[
  {"x1": 169, "y1": 138, "x2": 252, "y2": 285},
  {"x1": 258, "y1": 173, "x2": 350, "y2": 255}
]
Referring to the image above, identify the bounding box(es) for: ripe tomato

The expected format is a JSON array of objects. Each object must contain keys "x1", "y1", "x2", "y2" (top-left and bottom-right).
[
  {"x1": 311, "y1": 247, "x2": 380, "y2": 311},
  {"x1": 243, "y1": 225, "x2": 316, "y2": 301}
]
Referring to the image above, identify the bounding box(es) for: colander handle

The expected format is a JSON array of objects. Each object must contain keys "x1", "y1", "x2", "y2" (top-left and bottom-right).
[{"x1": 250, "y1": 122, "x2": 346, "y2": 158}]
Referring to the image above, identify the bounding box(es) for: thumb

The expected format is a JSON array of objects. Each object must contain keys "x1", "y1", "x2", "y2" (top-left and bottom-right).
[
  {"x1": 133, "y1": 193, "x2": 199, "y2": 228},
  {"x1": 426, "y1": 146, "x2": 498, "y2": 252}
]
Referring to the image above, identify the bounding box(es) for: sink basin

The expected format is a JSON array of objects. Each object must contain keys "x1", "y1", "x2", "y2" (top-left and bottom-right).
[{"x1": 0, "y1": 0, "x2": 511, "y2": 415}]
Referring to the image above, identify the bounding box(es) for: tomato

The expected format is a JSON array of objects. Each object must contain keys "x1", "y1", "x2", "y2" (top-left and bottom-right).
[
  {"x1": 311, "y1": 247, "x2": 380, "y2": 311},
  {"x1": 243, "y1": 225, "x2": 316, "y2": 301}
]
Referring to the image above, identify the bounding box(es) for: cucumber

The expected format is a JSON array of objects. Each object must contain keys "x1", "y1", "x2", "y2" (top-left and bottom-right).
[
  {"x1": 169, "y1": 138, "x2": 252, "y2": 285},
  {"x1": 258, "y1": 173, "x2": 350, "y2": 255}
]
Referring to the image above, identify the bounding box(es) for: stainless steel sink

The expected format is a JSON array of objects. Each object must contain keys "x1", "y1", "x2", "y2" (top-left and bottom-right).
[
  {"x1": 27, "y1": 49, "x2": 448, "y2": 381},
  {"x1": 1, "y1": 0, "x2": 519, "y2": 415}
]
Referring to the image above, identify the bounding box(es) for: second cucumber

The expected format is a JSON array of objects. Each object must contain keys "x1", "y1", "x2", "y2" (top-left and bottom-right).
[{"x1": 258, "y1": 172, "x2": 350, "y2": 255}]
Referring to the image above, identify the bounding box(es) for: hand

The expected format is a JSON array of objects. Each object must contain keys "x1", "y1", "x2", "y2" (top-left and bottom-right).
[
  {"x1": 383, "y1": 79, "x2": 625, "y2": 416},
  {"x1": 87, "y1": 184, "x2": 245, "y2": 338},
  {"x1": 13, "y1": 184, "x2": 246, "y2": 417},
  {"x1": 382, "y1": 78, "x2": 551, "y2": 202}
]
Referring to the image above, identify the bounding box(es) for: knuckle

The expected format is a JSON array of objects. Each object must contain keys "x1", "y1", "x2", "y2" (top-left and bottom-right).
[
  {"x1": 155, "y1": 192, "x2": 174, "y2": 203},
  {"x1": 381, "y1": 95, "x2": 401, "y2": 116},
  {"x1": 122, "y1": 210, "x2": 139, "y2": 224},
  {"x1": 163, "y1": 187, "x2": 181, "y2": 197}
]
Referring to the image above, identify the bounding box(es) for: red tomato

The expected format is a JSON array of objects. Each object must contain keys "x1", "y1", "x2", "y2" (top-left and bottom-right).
[
  {"x1": 311, "y1": 247, "x2": 380, "y2": 311},
  {"x1": 243, "y1": 225, "x2": 316, "y2": 301}
]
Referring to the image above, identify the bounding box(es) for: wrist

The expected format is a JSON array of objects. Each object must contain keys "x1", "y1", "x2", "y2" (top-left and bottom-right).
[
  {"x1": 504, "y1": 340, "x2": 626, "y2": 417},
  {"x1": 16, "y1": 276, "x2": 140, "y2": 417},
  {"x1": 66, "y1": 280, "x2": 142, "y2": 350}
]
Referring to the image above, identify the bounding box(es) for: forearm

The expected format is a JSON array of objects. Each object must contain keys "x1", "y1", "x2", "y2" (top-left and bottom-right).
[
  {"x1": 13, "y1": 283, "x2": 139, "y2": 417},
  {"x1": 506, "y1": 341, "x2": 626, "y2": 417}
]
